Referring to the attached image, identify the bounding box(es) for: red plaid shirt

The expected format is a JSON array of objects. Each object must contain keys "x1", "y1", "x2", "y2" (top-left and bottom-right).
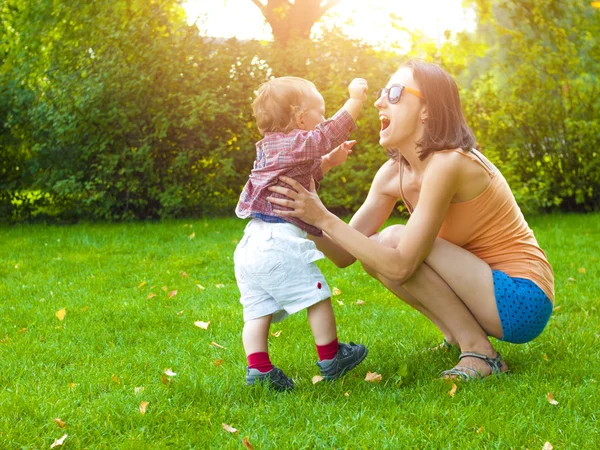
[{"x1": 235, "y1": 108, "x2": 356, "y2": 236}]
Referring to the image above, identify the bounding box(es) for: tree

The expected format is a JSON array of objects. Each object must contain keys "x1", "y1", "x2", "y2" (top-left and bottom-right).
[{"x1": 249, "y1": 0, "x2": 342, "y2": 46}]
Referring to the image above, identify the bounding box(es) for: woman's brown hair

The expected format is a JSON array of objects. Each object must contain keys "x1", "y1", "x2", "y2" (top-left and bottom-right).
[{"x1": 391, "y1": 60, "x2": 476, "y2": 161}]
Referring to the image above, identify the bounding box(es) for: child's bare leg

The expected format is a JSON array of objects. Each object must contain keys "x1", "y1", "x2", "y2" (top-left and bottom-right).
[
  {"x1": 307, "y1": 299, "x2": 337, "y2": 345},
  {"x1": 242, "y1": 315, "x2": 272, "y2": 355}
]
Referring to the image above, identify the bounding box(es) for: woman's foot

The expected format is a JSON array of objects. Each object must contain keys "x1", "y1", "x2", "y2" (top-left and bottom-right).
[{"x1": 441, "y1": 351, "x2": 509, "y2": 380}]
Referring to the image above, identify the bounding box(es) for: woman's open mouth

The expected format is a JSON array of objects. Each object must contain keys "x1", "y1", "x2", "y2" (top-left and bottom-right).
[{"x1": 380, "y1": 116, "x2": 390, "y2": 131}]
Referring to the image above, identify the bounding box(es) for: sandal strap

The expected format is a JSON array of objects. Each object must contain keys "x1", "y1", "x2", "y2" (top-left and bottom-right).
[
  {"x1": 439, "y1": 366, "x2": 482, "y2": 380},
  {"x1": 459, "y1": 351, "x2": 504, "y2": 374}
]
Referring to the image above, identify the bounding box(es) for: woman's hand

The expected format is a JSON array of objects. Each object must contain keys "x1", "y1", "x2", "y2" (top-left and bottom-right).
[{"x1": 267, "y1": 176, "x2": 332, "y2": 228}]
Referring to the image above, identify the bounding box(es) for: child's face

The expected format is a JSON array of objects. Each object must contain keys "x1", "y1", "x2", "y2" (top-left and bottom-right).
[{"x1": 298, "y1": 88, "x2": 325, "y2": 131}]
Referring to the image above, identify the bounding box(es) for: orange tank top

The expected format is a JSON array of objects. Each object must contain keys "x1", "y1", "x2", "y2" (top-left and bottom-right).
[{"x1": 399, "y1": 150, "x2": 555, "y2": 302}]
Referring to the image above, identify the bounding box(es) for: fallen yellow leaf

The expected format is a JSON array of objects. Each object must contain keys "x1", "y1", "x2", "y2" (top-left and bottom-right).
[
  {"x1": 312, "y1": 375, "x2": 323, "y2": 384},
  {"x1": 222, "y1": 423, "x2": 238, "y2": 433},
  {"x1": 271, "y1": 330, "x2": 282, "y2": 338},
  {"x1": 337, "y1": 300, "x2": 344, "y2": 306},
  {"x1": 212, "y1": 358, "x2": 224, "y2": 367},
  {"x1": 111, "y1": 375, "x2": 121, "y2": 385},
  {"x1": 242, "y1": 437, "x2": 254, "y2": 450},
  {"x1": 50, "y1": 434, "x2": 68, "y2": 448},
  {"x1": 547, "y1": 392, "x2": 559, "y2": 405},
  {"x1": 134, "y1": 386, "x2": 144, "y2": 395},
  {"x1": 553, "y1": 305, "x2": 561, "y2": 311},
  {"x1": 476, "y1": 426, "x2": 484, "y2": 434},
  {"x1": 194, "y1": 321, "x2": 210, "y2": 329},
  {"x1": 210, "y1": 341, "x2": 226, "y2": 349},
  {"x1": 197, "y1": 284, "x2": 205, "y2": 290},
  {"x1": 578, "y1": 267, "x2": 586, "y2": 274},
  {"x1": 189, "y1": 232, "x2": 196, "y2": 239},
  {"x1": 164, "y1": 368, "x2": 177, "y2": 377},
  {"x1": 69, "y1": 382, "x2": 77, "y2": 389},
  {"x1": 161, "y1": 286, "x2": 168, "y2": 291},
  {"x1": 160, "y1": 374, "x2": 170, "y2": 385},
  {"x1": 53, "y1": 418, "x2": 66, "y2": 428},
  {"x1": 543, "y1": 353, "x2": 549, "y2": 361},
  {"x1": 181, "y1": 271, "x2": 189, "y2": 278},
  {"x1": 139, "y1": 401, "x2": 149, "y2": 414},
  {"x1": 137, "y1": 281, "x2": 147, "y2": 289},
  {"x1": 365, "y1": 371, "x2": 382, "y2": 383},
  {"x1": 543, "y1": 443, "x2": 554, "y2": 450},
  {"x1": 177, "y1": 310, "x2": 184, "y2": 316},
  {"x1": 332, "y1": 287, "x2": 342, "y2": 296},
  {"x1": 355, "y1": 300, "x2": 365, "y2": 305},
  {"x1": 568, "y1": 277, "x2": 575, "y2": 282},
  {"x1": 215, "y1": 284, "x2": 225, "y2": 288},
  {"x1": 448, "y1": 384, "x2": 457, "y2": 397},
  {"x1": 55, "y1": 308, "x2": 66, "y2": 321},
  {"x1": 168, "y1": 290, "x2": 178, "y2": 299},
  {"x1": 147, "y1": 293, "x2": 157, "y2": 299},
  {"x1": 344, "y1": 392, "x2": 350, "y2": 397}
]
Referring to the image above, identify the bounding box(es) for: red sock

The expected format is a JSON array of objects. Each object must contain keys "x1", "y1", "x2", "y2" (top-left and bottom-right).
[
  {"x1": 247, "y1": 352, "x2": 273, "y2": 373},
  {"x1": 316, "y1": 338, "x2": 339, "y2": 361}
]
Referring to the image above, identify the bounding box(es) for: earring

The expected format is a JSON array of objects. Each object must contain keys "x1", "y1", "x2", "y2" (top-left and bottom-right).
[{"x1": 421, "y1": 119, "x2": 425, "y2": 124}]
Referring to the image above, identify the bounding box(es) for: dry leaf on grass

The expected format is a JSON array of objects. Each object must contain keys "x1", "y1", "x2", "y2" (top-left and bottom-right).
[
  {"x1": 344, "y1": 392, "x2": 350, "y2": 397},
  {"x1": 69, "y1": 382, "x2": 77, "y2": 389},
  {"x1": 448, "y1": 384, "x2": 457, "y2": 397},
  {"x1": 160, "y1": 375, "x2": 171, "y2": 385},
  {"x1": 567, "y1": 277, "x2": 575, "y2": 282},
  {"x1": 164, "y1": 368, "x2": 177, "y2": 377},
  {"x1": 137, "y1": 281, "x2": 147, "y2": 288},
  {"x1": 168, "y1": 290, "x2": 178, "y2": 299},
  {"x1": 55, "y1": 308, "x2": 66, "y2": 321},
  {"x1": 337, "y1": 300, "x2": 344, "y2": 306},
  {"x1": 177, "y1": 310, "x2": 184, "y2": 316},
  {"x1": 312, "y1": 375, "x2": 323, "y2": 384},
  {"x1": 215, "y1": 284, "x2": 225, "y2": 288},
  {"x1": 139, "y1": 401, "x2": 149, "y2": 414},
  {"x1": 181, "y1": 271, "x2": 189, "y2": 277},
  {"x1": 147, "y1": 293, "x2": 157, "y2": 299},
  {"x1": 53, "y1": 418, "x2": 66, "y2": 428},
  {"x1": 242, "y1": 437, "x2": 254, "y2": 450},
  {"x1": 476, "y1": 426, "x2": 484, "y2": 434},
  {"x1": 212, "y1": 359, "x2": 224, "y2": 367},
  {"x1": 542, "y1": 442, "x2": 554, "y2": 450},
  {"x1": 50, "y1": 434, "x2": 68, "y2": 448},
  {"x1": 189, "y1": 232, "x2": 196, "y2": 239},
  {"x1": 194, "y1": 321, "x2": 210, "y2": 330},
  {"x1": 332, "y1": 287, "x2": 342, "y2": 296},
  {"x1": 365, "y1": 371, "x2": 382, "y2": 383},
  {"x1": 578, "y1": 267, "x2": 586, "y2": 274},
  {"x1": 161, "y1": 286, "x2": 168, "y2": 291},
  {"x1": 271, "y1": 330, "x2": 281, "y2": 338},
  {"x1": 210, "y1": 341, "x2": 226, "y2": 349},
  {"x1": 134, "y1": 386, "x2": 144, "y2": 395},
  {"x1": 547, "y1": 392, "x2": 559, "y2": 405},
  {"x1": 197, "y1": 284, "x2": 205, "y2": 290},
  {"x1": 222, "y1": 423, "x2": 238, "y2": 433},
  {"x1": 111, "y1": 375, "x2": 121, "y2": 385},
  {"x1": 355, "y1": 300, "x2": 365, "y2": 305}
]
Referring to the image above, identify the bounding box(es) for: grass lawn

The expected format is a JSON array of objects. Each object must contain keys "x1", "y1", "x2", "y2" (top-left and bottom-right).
[{"x1": 1, "y1": 213, "x2": 599, "y2": 449}]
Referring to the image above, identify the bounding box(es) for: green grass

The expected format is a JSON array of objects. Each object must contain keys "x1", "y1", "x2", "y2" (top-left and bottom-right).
[{"x1": 1, "y1": 213, "x2": 599, "y2": 449}]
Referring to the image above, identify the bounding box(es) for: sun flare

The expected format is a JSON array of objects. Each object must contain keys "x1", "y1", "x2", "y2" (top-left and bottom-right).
[{"x1": 184, "y1": 0, "x2": 476, "y2": 48}]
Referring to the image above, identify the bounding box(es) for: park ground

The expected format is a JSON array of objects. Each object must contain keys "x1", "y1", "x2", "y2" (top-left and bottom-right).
[{"x1": 1, "y1": 213, "x2": 599, "y2": 449}]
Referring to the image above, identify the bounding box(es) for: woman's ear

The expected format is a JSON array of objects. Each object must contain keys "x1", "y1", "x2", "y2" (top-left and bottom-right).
[{"x1": 420, "y1": 104, "x2": 428, "y2": 123}]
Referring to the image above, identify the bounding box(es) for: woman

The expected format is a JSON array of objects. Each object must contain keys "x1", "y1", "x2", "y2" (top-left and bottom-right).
[{"x1": 266, "y1": 60, "x2": 554, "y2": 380}]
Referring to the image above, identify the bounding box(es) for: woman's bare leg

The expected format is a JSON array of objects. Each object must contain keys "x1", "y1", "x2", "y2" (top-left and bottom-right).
[{"x1": 368, "y1": 225, "x2": 508, "y2": 377}]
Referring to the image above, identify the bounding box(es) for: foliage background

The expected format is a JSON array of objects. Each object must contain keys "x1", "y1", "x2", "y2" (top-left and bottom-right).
[{"x1": 1, "y1": 0, "x2": 599, "y2": 222}]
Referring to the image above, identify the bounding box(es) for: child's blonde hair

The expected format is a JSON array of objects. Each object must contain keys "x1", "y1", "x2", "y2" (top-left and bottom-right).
[{"x1": 252, "y1": 77, "x2": 316, "y2": 135}]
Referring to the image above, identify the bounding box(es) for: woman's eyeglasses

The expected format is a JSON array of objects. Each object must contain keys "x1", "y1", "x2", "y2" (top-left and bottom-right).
[{"x1": 376, "y1": 85, "x2": 424, "y2": 104}]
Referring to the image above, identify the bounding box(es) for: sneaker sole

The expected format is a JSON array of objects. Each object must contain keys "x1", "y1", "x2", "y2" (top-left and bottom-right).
[{"x1": 322, "y1": 347, "x2": 369, "y2": 380}]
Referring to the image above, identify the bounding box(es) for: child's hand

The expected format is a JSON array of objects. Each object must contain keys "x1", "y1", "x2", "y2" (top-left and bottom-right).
[
  {"x1": 325, "y1": 140, "x2": 356, "y2": 168},
  {"x1": 348, "y1": 78, "x2": 368, "y2": 102}
]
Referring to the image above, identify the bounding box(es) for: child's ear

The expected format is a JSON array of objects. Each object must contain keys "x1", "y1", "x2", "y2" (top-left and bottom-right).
[{"x1": 295, "y1": 110, "x2": 305, "y2": 130}]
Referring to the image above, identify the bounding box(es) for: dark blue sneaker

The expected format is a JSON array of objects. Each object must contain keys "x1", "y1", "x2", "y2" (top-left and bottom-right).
[
  {"x1": 246, "y1": 366, "x2": 294, "y2": 392},
  {"x1": 316, "y1": 342, "x2": 368, "y2": 380}
]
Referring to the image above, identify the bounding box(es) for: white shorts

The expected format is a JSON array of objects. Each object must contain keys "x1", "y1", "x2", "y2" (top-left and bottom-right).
[{"x1": 234, "y1": 219, "x2": 332, "y2": 323}]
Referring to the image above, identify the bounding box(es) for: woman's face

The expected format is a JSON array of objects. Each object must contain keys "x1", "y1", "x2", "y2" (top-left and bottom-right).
[{"x1": 375, "y1": 67, "x2": 425, "y2": 149}]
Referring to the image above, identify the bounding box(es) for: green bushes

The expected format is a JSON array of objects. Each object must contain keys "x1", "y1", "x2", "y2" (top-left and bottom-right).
[{"x1": 1, "y1": 0, "x2": 599, "y2": 222}]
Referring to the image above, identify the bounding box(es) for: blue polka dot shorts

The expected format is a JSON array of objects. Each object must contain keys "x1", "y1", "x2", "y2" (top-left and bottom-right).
[{"x1": 493, "y1": 270, "x2": 553, "y2": 344}]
